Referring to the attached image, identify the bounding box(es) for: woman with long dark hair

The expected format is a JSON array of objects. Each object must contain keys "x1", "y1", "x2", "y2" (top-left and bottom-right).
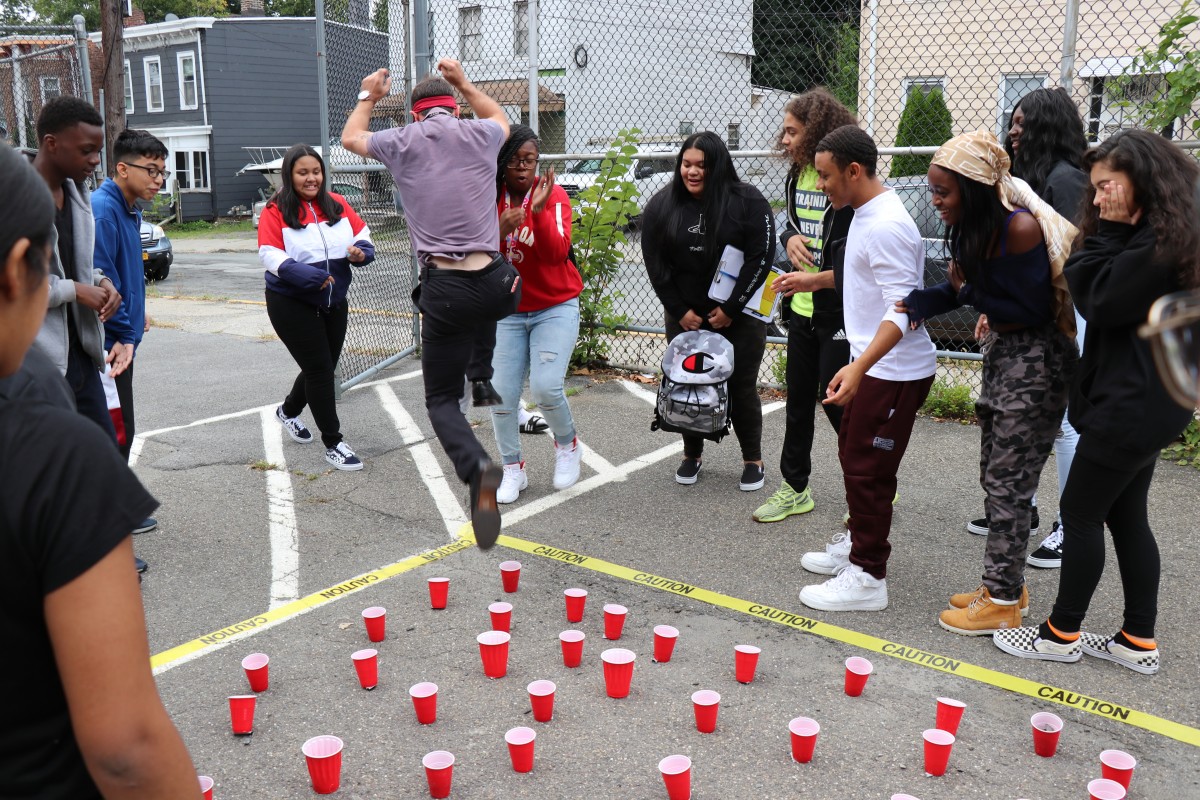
[
  {"x1": 642, "y1": 131, "x2": 776, "y2": 489},
  {"x1": 754, "y1": 88, "x2": 856, "y2": 523},
  {"x1": 994, "y1": 129, "x2": 1199, "y2": 674},
  {"x1": 490, "y1": 125, "x2": 583, "y2": 503},
  {"x1": 259, "y1": 144, "x2": 375, "y2": 470},
  {"x1": 897, "y1": 130, "x2": 1079, "y2": 636}
]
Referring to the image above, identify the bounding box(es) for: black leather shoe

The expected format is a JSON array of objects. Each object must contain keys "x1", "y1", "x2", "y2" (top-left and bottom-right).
[
  {"x1": 471, "y1": 380, "x2": 503, "y2": 407},
  {"x1": 135, "y1": 556, "x2": 149, "y2": 573},
  {"x1": 469, "y1": 459, "x2": 503, "y2": 550}
]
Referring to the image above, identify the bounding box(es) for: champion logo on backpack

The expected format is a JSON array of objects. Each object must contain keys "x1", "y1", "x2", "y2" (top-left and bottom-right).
[
  {"x1": 682, "y1": 352, "x2": 717, "y2": 374},
  {"x1": 652, "y1": 331, "x2": 735, "y2": 442}
]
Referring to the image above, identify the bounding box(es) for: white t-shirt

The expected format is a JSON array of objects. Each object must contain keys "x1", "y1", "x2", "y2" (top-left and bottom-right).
[{"x1": 842, "y1": 188, "x2": 937, "y2": 382}]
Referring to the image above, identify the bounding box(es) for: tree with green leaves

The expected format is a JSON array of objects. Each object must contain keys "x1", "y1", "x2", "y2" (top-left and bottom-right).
[
  {"x1": 1118, "y1": 0, "x2": 1200, "y2": 136},
  {"x1": 890, "y1": 87, "x2": 953, "y2": 177},
  {"x1": 30, "y1": 0, "x2": 225, "y2": 29},
  {"x1": 752, "y1": 0, "x2": 859, "y2": 93},
  {"x1": 826, "y1": 21, "x2": 859, "y2": 114}
]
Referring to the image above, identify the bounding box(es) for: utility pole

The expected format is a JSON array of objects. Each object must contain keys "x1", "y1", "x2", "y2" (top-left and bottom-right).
[{"x1": 100, "y1": 0, "x2": 125, "y2": 174}]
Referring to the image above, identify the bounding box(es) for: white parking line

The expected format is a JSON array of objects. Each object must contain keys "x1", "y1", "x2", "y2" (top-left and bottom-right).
[
  {"x1": 260, "y1": 408, "x2": 299, "y2": 609},
  {"x1": 620, "y1": 378, "x2": 658, "y2": 405},
  {"x1": 375, "y1": 384, "x2": 424, "y2": 445}
]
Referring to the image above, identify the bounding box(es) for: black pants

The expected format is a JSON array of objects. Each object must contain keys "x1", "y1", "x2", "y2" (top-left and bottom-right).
[
  {"x1": 665, "y1": 312, "x2": 766, "y2": 462},
  {"x1": 114, "y1": 359, "x2": 135, "y2": 461},
  {"x1": 1049, "y1": 446, "x2": 1161, "y2": 638},
  {"x1": 65, "y1": 340, "x2": 117, "y2": 442},
  {"x1": 266, "y1": 289, "x2": 349, "y2": 449},
  {"x1": 780, "y1": 314, "x2": 849, "y2": 492},
  {"x1": 416, "y1": 256, "x2": 520, "y2": 483}
]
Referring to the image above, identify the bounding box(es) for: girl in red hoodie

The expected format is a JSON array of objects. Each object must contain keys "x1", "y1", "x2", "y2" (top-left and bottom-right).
[{"x1": 491, "y1": 126, "x2": 583, "y2": 503}]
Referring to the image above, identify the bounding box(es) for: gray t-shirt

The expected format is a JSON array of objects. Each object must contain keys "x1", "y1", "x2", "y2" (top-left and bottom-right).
[{"x1": 367, "y1": 112, "x2": 505, "y2": 261}]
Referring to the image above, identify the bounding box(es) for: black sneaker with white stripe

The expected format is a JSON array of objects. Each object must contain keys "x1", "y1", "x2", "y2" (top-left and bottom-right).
[
  {"x1": 1027, "y1": 520, "x2": 1064, "y2": 569},
  {"x1": 277, "y1": 405, "x2": 313, "y2": 444},
  {"x1": 325, "y1": 441, "x2": 363, "y2": 471},
  {"x1": 967, "y1": 506, "x2": 1040, "y2": 537}
]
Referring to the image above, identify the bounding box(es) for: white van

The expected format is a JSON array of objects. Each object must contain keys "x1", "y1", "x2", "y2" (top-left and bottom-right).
[{"x1": 556, "y1": 154, "x2": 676, "y2": 221}]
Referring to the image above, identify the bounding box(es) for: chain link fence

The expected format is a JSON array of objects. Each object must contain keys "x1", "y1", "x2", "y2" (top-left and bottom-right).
[
  {"x1": 0, "y1": 24, "x2": 90, "y2": 151},
  {"x1": 320, "y1": 0, "x2": 1197, "y2": 392}
]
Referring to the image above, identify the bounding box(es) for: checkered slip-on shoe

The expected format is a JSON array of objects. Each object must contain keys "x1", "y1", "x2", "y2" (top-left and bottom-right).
[
  {"x1": 1081, "y1": 632, "x2": 1160, "y2": 675},
  {"x1": 993, "y1": 626, "x2": 1082, "y2": 663}
]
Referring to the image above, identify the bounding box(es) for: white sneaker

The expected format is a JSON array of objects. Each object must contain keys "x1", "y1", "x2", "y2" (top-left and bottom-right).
[
  {"x1": 799, "y1": 564, "x2": 888, "y2": 611},
  {"x1": 553, "y1": 437, "x2": 582, "y2": 490},
  {"x1": 497, "y1": 462, "x2": 528, "y2": 504},
  {"x1": 801, "y1": 531, "x2": 852, "y2": 575}
]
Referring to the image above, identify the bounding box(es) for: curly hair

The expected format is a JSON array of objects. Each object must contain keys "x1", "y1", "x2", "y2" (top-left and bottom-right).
[
  {"x1": 777, "y1": 88, "x2": 858, "y2": 178},
  {"x1": 1003, "y1": 87, "x2": 1087, "y2": 195},
  {"x1": 1078, "y1": 129, "x2": 1200, "y2": 287}
]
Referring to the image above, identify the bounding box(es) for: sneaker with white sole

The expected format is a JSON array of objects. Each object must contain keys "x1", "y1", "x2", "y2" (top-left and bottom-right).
[
  {"x1": 325, "y1": 441, "x2": 363, "y2": 471},
  {"x1": 497, "y1": 462, "x2": 528, "y2": 504},
  {"x1": 1080, "y1": 632, "x2": 1160, "y2": 675},
  {"x1": 277, "y1": 405, "x2": 313, "y2": 444},
  {"x1": 675, "y1": 458, "x2": 702, "y2": 485},
  {"x1": 948, "y1": 583, "x2": 1029, "y2": 617},
  {"x1": 993, "y1": 625, "x2": 1081, "y2": 663},
  {"x1": 799, "y1": 564, "x2": 888, "y2": 611},
  {"x1": 752, "y1": 481, "x2": 814, "y2": 522},
  {"x1": 1027, "y1": 521, "x2": 1064, "y2": 569},
  {"x1": 968, "y1": 506, "x2": 1040, "y2": 537},
  {"x1": 801, "y1": 531, "x2": 852, "y2": 575},
  {"x1": 553, "y1": 437, "x2": 582, "y2": 490}
]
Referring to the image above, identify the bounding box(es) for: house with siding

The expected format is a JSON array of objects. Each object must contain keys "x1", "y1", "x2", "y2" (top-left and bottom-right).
[{"x1": 91, "y1": 16, "x2": 386, "y2": 222}]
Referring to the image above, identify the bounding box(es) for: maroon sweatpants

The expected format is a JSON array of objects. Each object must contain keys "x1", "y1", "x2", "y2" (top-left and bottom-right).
[{"x1": 839, "y1": 373, "x2": 934, "y2": 579}]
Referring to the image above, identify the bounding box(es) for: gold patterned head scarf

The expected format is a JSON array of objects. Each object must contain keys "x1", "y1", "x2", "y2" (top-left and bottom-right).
[{"x1": 931, "y1": 130, "x2": 1078, "y2": 337}]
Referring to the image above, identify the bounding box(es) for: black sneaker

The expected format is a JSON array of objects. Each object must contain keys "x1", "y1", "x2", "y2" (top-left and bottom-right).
[
  {"x1": 739, "y1": 463, "x2": 766, "y2": 491},
  {"x1": 471, "y1": 379, "x2": 503, "y2": 407},
  {"x1": 325, "y1": 442, "x2": 364, "y2": 471},
  {"x1": 1027, "y1": 521, "x2": 1064, "y2": 569},
  {"x1": 967, "y1": 510, "x2": 1040, "y2": 537},
  {"x1": 133, "y1": 517, "x2": 158, "y2": 535},
  {"x1": 470, "y1": 459, "x2": 503, "y2": 550},
  {"x1": 277, "y1": 405, "x2": 313, "y2": 443},
  {"x1": 675, "y1": 458, "x2": 702, "y2": 485}
]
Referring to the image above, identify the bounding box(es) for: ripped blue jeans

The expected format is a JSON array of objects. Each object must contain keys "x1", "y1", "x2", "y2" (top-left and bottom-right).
[{"x1": 490, "y1": 297, "x2": 580, "y2": 464}]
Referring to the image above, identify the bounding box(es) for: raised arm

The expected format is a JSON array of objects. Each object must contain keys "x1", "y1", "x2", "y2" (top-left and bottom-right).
[
  {"x1": 437, "y1": 58, "x2": 510, "y2": 137},
  {"x1": 342, "y1": 69, "x2": 392, "y2": 158}
]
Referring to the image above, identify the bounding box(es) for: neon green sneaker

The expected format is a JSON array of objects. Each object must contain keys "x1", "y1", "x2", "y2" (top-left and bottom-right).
[{"x1": 752, "y1": 481, "x2": 814, "y2": 523}]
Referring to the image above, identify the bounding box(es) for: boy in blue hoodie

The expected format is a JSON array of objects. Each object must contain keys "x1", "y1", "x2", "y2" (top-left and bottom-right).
[{"x1": 92, "y1": 129, "x2": 168, "y2": 540}]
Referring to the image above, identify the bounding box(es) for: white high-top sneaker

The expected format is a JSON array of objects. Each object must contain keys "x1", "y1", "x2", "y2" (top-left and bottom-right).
[
  {"x1": 800, "y1": 531, "x2": 852, "y2": 575},
  {"x1": 799, "y1": 564, "x2": 888, "y2": 612},
  {"x1": 553, "y1": 437, "x2": 582, "y2": 490},
  {"x1": 497, "y1": 462, "x2": 528, "y2": 504}
]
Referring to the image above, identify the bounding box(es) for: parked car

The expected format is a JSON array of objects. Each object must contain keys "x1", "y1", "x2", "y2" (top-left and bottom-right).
[
  {"x1": 141, "y1": 220, "x2": 173, "y2": 282},
  {"x1": 558, "y1": 154, "x2": 676, "y2": 222}
]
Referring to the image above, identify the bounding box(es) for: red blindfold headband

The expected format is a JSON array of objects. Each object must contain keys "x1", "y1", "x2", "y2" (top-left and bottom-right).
[{"x1": 412, "y1": 95, "x2": 457, "y2": 115}]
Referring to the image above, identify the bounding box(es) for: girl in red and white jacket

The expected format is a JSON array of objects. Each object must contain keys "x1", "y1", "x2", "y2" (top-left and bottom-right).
[
  {"x1": 258, "y1": 144, "x2": 374, "y2": 471},
  {"x1": 491, "y1": 126, "x2": 583, "y2": 503}
]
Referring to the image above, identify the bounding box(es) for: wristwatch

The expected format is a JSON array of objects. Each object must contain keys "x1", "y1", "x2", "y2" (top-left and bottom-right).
[{"x1": 357, "y1": 90, "x2": 373, "y2": 102}]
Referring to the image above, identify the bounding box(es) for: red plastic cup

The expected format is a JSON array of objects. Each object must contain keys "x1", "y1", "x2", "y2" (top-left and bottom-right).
[
  {"x1": 198, "y1": 775, "x2": 214, "y2": 800},
  {"x1": 489, "y1": 601, "x2": 513, "y2": 633},
  {"x1": 653, "y1": 625, "x2": 679, "y2": 663},
  {"x1": 351, "y1": 648, "x2": 378, "y2": 690},
  {"x1": 505, "y1": 726, "x2": 537, "y2": 773},
  {"x1": 409, "y1": 682, "x2": 438, "y2": 724},
  {"x1": 1030, "y1": 712, "x2": 1063, "y2": 757},
  {"x1": 603, "y1": 603, "x2": 628, "y2": 640},
  {"x1": 559, "y1": 629, "x2": 585, "y2": 668},
  {"x1": 302, "y1": 735, "x2": 344, "y2": 795},
  {"x1": 428, "y1": 577, "x2": 449, "y2": 609},
  {"x1": 564, "y1": 588, "x2": 588, "y2": 622},
  {"x1": 1088, "y1": 778, "x2": 1128, "y2": 800},
  {"x1": 935, "y1": 697, "x2": 966, "y2": 736},
  {"x1": 691, "y1": 689, "x2": 720, "y2": 733},
  {"x1": 528, "y1": 679, "x2": 556, "y2": 722},
  {"x1": 734, "y1": 644, "x2": 761, "y2": 683},
  {"x1": 422, "y1": 750, "x2": 455, "y2": 799},
  {"x1": 1100, "y1": 749, "x2": 1136, "y2": 789},
  {"x1": 844, "y1": 656, "x2": 873, "y2": 696},
  {"x1": 500, "y1": 560, "x2": 522, "y2": 592},
  {"x1": 658, "y1": 754, "x2": 692, "y2": 800},
  {"x1": 362, "y1": 606, "x2": 386, "y2": 642},
  {"x1": 788, "y1": 716, "x2": 820, "y2": 763},
  {"x1": 922, "y1": 728, "x2": 955, "y2": 777},
  {"x1": 241, "y1": 653, "x2": 269, "y2": 692},
  {"x1": 228, "y1": 695, "x2": 256, "y2": 735},
  {"x1": 477, "y1": 630, "x2": 511, "y2": 678},
  {"x1": 600, "y1": 647, "x2": 636, "y2": 698}
]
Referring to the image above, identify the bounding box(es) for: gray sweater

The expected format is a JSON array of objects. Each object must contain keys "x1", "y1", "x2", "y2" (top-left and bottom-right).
[{"x1": 34, "y1": 173, "x2": 108, "y2": 375}]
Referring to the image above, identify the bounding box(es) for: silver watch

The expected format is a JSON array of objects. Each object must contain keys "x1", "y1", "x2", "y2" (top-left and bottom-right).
[{"x1": 357, "y1": 90, "x2": 372, "y2": 102}]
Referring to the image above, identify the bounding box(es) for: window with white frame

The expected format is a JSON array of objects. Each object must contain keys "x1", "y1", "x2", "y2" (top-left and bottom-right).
[
  {"x1": 123, "y1": 59, "x2": 134, "y2": 113},
  {"x1": 513, "y1": 1, "x2": 528, "y2": 57},
  {"x1": 174, "y1": 150, "x2": 209, "y2": 191},
  {"x1": 40, "y1": 76, "x2": 61, "y2": 103},
  {"x1": 144, "y1": 56, "x2": 163, "y2": 112},
  {"x1": 459, "y1": 6, "x2": 482, "y2": 61},
  {"x1": 901, "y1": 76, "x2": 945, "y2": 110},
  {"x1": 178, "y1": 51, "x2": 198, "y2": 110},
  {"x1": 999, "y1": 74, "x2": 1047, "y2": 135}
]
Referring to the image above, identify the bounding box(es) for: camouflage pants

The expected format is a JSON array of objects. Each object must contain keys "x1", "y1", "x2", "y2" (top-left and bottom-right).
[{"x1": 978, "y1": 326, "x2": 1077, "y2": 601}]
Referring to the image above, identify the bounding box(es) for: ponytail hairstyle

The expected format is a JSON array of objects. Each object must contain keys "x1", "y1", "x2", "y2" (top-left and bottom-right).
[{"x1": 269, "y1": 144, "x2": 344, "y2": 230}]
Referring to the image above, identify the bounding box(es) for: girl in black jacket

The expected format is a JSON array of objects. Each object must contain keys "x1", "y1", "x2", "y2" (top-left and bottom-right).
[
  {"x1": 994, "y1": 129, "x2": 1199, "y2": 674},
  {"x1": 642, "y1": 132, "x2": 776, "y2": 490}
]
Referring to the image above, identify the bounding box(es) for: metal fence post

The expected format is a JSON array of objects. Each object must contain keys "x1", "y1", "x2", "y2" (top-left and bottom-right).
[
  {"x1": 413, "y1": 0, "x2": 431, "y2": 80},
  {"x1": 527, "y1": 0, "x2": 538, "y2": 134},
  {"x1": 73, "y1": 14, "x2": 92, "y2": 106},
  {"x1": 1059, "y1": 0, "x2": 1080, "y2": 89},
  {"x1": 315, "y1": 0, "x2": 331, "y2": 191}
]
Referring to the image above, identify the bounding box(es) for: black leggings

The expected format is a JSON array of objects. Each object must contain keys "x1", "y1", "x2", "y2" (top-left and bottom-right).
[
  {"x1": 1049, "y1": 445, "x2": 1161, "y2": 638},
  {"x1": 266, "y1": 289, "x2": 348, "y2": 448},
  {"x1": 780, "y1": 313, "x2": 849, "y2": 492}
]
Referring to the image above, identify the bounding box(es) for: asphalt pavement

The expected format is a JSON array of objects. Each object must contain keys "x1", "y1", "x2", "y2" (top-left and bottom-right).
[{"x1": 125, "y1": 236, "x2": 1200, "y2": 799}]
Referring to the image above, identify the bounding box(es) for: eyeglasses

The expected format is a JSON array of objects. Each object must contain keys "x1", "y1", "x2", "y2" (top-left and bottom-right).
[
  {"x1": 506, "y1": 157, "x2": 539, "y2": 169},
  {"x1": 121, "y1": 162, "x2": 171, "y2": 181},
  {"x1": 1139, "y1": 289, "x2": 1200, "y2": 409}
]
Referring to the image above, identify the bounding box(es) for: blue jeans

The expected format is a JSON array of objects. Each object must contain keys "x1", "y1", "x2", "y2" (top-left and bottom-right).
[{"x1": 490, "y1": 298, "x2": 580, "y2": 464}]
